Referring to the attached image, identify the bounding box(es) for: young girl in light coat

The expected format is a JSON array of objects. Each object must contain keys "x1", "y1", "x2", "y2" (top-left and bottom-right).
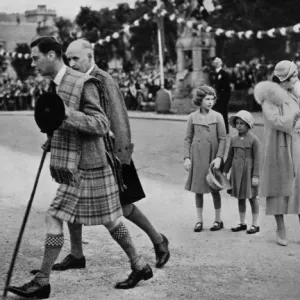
[
  {"x1": 223, "y1": 110, "x2": 261, "y2": 234},
  {"x1": 184, "y1": 85, "x2": 227, "y2": 232}
]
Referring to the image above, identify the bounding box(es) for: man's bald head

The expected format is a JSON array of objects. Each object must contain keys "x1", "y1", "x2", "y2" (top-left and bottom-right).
[{"x1": 66, "y1": 39, "x2": 94, "y2": 73}]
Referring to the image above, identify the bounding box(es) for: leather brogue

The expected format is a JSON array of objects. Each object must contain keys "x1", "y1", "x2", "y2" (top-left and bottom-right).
[
  {"x1": 6, "y1": 280, "x2": 50, "y2": 299},
  {"x1": 115, "y1": 264, "x2": 153, "y2": 289},
  {"x1": 154, "y1": 234, "x2": 170, "y2": 268},
  {"x1": 52, "y1": 254, "x2": 86, "y2": 271}
]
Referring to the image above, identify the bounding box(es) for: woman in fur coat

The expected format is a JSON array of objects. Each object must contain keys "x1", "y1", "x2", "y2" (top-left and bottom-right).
[{"x1": 254, "y1": 60, "x2": 300, "y2": 246}]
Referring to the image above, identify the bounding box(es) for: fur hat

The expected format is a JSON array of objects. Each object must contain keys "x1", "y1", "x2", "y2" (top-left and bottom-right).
[
  {"x1": 254, "y1": 81, "x2": 287, "y2": 106},
  {"x1": 34, "y1": 92, "x2": 66, "y2": 135},
  {"x1": 229, "y1": 110, "x2": 254, "y2": 128}
]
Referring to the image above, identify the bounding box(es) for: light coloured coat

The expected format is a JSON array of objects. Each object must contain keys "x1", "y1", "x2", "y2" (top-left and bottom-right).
[
  {"x1": 184, "y1": 109, "x2": 226, "y2": 194},
  {"x1": 223, "y1": 131, "x2": 260, "y2": 199},
  {"x1": 254, "y1": 81, "x2": 298, "y2": 197}
]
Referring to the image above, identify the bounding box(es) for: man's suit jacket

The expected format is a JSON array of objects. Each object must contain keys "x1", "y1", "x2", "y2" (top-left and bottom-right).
[
  {"x1": 90, "y1": 66, "x2": 133, "y2": 165},
  {"x1": 210, "y1": 68, "x2": 231, "y2": 109}
]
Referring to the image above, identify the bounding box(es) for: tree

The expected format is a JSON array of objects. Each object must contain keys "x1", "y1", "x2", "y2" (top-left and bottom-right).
[
  {"x1": 11, "y1": 43, "x2": 34, "y2": 80},
  {"x1": 55, "y1": 16, "x2": 75, "y2": 51}
]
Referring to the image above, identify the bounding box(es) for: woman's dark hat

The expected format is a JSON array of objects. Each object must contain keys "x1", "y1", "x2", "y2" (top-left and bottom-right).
[{"x1": 34, "y1": 92, "x2": 66, "y2": 135}]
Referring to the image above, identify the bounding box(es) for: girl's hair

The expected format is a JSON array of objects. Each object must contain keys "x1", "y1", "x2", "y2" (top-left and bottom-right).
[{"x1": 193, "y1": 85, "x2": 216, "y2": 106}]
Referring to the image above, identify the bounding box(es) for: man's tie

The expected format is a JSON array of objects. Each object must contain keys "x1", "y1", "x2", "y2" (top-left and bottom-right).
[{"x1": 49, "y1": 81, "x2": 57, "y2": 94}]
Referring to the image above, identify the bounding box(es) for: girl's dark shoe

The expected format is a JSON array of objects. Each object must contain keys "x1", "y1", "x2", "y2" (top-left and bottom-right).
[
  {"x1": 231, "y1": 224, "x2": 247, "y2": 232},
  {"x1": 210, "y1": 221, "x2": 224, "y2": 231},
  {"x1": 154, "y1": 234, "x2": 170, "y2": 268},
  {"x1": 246, "y1": 225, "x2": 260, "y2": 234},
  {"x1": 6, "y1": 279, "x2": 50, "y2": 299},
  {"x1": 194, "y1": 222, "x2": 203, "y2": 232},
  {"x1": 115, "y1": 264, "x2": 153, "y2": 289}
]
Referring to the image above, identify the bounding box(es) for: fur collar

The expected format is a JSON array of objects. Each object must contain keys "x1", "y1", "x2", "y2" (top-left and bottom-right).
[{"x1": 254, "y1": 81, "x2": 288, "y2": 106}]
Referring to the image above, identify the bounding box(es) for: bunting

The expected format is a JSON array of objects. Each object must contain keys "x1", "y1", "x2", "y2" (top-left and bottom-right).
[{"x1": 1, "y1": 1, "x2": 300, "y2": 58}]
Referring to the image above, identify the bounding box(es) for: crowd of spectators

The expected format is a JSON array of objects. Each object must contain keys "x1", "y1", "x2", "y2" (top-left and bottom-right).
[
  {"x1": 1, "y1": 54, "x2": 299, "y2": 112},
  {"x1": 0, "y1": 74, "x2": 50, "y2": 111},
  {"x1": 109, "y1": 62, "x2": 176, "y2": 111}
]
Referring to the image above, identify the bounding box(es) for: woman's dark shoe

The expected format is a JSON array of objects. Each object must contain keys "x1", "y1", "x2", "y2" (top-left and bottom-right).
[
  {"x1": 194, "y1": 222, "x2": 203, "y2": 232},
  {"x1": 210, "y1": 221, "x2": 224, "y2": 231},
  {"x1": 6, "y1": 279, "x2": 50, "y2": 299},
  {"x1": 246, "y1": 225, "x2": 260, "y2": 234},
  {"x1": 115, "y1": 264, "x2": 153, "y2": 289},
  {"x1": 154, "y1": 234, "x2": 170, "y2": 268},
  {"x1": 52, "y1": 254, "x2": 86, "y2": 271},
  {"x1": 231, "y1": 224, "x2": 247, "y2": 232}
]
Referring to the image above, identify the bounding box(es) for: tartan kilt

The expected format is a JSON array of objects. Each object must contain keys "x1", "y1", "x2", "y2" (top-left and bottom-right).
[
  {"x1": 120, "y1": 160, "x2": 146, "y2": 205},
  {"x1": 48, "y1": 164, "x2": 123, "y2": 226}
]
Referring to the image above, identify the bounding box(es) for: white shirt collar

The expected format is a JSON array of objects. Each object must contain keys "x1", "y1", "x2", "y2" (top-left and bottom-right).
[
  {"x1": 53, "y1": 64, "x2": 67, "y2": 87},
  {"x1": 86, "y1": 64, "x2": 95, "y2": 75},
  {"x1": 216, "y1": 67, "x2": 222, "y2": 73}
]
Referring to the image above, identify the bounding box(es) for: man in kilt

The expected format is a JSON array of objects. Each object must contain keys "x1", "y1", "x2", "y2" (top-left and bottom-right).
[
  {"x1": 7, "y1": 37, "x2": 153, "y2": 299},
  {"x1": 48, "y1": 39, "x2": 169, "y2": 273}
]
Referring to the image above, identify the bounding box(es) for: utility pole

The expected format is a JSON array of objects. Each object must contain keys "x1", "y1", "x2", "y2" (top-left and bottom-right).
[
  {"x1": 156, "y1": 0, "x2": 165, "y2": 88},
  {"x1": 155, "y1": 0, "x2": 172, "y2": 113}
]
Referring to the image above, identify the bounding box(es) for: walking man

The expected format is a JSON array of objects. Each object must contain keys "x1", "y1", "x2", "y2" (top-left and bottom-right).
[
  {"x1": 49, "y1": 39, "x2": 170, "y2": 274},
  {"x1": 7, "y1": 37, "x2": 153, "y2": 299}
]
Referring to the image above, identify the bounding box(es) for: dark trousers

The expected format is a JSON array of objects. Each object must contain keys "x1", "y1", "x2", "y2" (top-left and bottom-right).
[{"x1": 214, "y1": 100, "x2": 229, "y2": 134}]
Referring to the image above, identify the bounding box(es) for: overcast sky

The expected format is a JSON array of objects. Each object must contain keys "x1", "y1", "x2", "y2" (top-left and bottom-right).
[{"x1": 0, "y1": 0, "x2": 136, "y2": 20}]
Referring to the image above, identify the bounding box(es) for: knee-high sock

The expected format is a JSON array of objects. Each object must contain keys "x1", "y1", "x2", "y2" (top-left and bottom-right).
[
  {"x1": 110, "y1": 222, "x2": 145, "y2": 271},
  {"x1": 125, "y1": 205, "x2": 163, "y2": 245},
  {"x1": 68, "y1": 223, "x2": 83, "y2": 258},
  {"x1": 35, "y1": 234, "x2": 64, "y2": 285}
]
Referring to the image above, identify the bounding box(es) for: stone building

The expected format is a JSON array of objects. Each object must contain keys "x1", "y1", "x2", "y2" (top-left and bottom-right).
[
  {"x1": 171, "y1": 21, "x2": 216, "y2": 114},
  {"x1": 0, "y1": 5, "x2": 58, "y2": 52}
]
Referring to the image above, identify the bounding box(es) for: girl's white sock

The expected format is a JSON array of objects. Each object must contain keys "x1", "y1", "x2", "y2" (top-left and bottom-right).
[
  {"x1": 240, "y1": 212, "x2": 246, "y2": 224},
  {"x1": 196, "y1": 207, "x2": 203, "y2": 222},
  {"x1": 215, "y1": 209, "x2": 221, "y2": 222},
  {"x1": 252, "y1": 213, "x2": 259, "y2": 226}
]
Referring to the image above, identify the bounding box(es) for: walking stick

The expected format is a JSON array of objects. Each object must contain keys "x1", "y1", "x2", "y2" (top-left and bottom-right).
[
  {"x1": 3, "y1": 91, "x2": 66, "y2": 297},
  {"x1": 3, "y1": 146, "x2": 49, "y2": 297}
]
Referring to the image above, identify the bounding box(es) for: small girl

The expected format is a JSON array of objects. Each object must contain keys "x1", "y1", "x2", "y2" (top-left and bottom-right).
[
  {"x1": 184, "y1": 85, "x2": 227, "y2": 232},
  {"x1": 223, "y1": 110, "x2": 261, "y2": 234}
]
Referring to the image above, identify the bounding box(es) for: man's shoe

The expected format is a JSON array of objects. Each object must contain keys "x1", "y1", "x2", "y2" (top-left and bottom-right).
[
  {"x1": 210, "y1": 221, "x2": 224, "y2": 231},
  {"x1": 115, "y1": 264, "x2": 153, "y2": 289},
  {"x1": 52, "y1": 254, "x2": 86, "y2": 271},
  {"x1": 154, "y1": 234, "x2": 170, "y2": 268},
  {"x1": 231, "y1": 224, "x2": 247, "y2": 232},
  {"x1": 6, "y1": 280, "x2": 50, "y2": 299}
]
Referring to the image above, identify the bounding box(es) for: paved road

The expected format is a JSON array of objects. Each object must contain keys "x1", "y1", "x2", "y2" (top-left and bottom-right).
[{"x1": 0, "y1": 116, "x2": 300, "y2": 300}]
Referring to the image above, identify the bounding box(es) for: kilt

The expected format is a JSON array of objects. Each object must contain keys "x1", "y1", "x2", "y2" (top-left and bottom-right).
[
  {"x1": 120, "y1": 160, "x2": 146, "y2": 205},
  {"x1": 48, "y1": 165, "x2": 122, "y2": 226}
]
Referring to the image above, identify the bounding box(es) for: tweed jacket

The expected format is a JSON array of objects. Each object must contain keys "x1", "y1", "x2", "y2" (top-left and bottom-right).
[
  {"x1": 90, "y1": 66, "x2": 133, "y2": 165},
  {"x1": 57, "y1": 67, "x2": 109, "y2": 169}
]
